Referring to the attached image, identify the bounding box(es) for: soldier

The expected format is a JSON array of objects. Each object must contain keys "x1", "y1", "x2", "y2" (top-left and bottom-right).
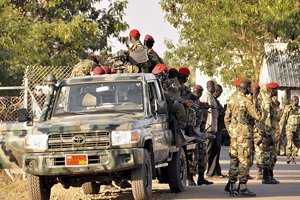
[
  {"x1": 259, "y1": 82, "x2": 280, "y2": 184},
  {"x1": 144, "y1": 34, "x2": 164, "y2": 73},
  {"x1": 279, "y1": 96, "x2": 300, "y2": 164},
  {"x1": 168, "y1": 68, "x2": 178, "y2": 79},
  {"x1": 127, "y1": 29, "x2": 149, "y2": 73},
  {"x1": 273, "y1": 98, "x2": 282, "y2": 155},
  {"x1": 70, "y1": 54, "x2": 99, "y2": 77},
  {"x1": 224, "y1": 79, "x2": 261, "y2": 197}
]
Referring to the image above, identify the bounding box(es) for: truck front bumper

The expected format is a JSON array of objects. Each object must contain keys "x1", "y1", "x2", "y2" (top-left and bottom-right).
[{"x1": 23, "y1": 148, "x2": 144, "y2": 176}]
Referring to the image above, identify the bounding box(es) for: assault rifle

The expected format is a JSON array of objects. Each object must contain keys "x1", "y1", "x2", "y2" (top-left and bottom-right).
[
  {"x1": 108, "y1": 50, "x2": 130, "y2": 73},
  {"x1": 166, "y1": 91, "x2": 220, "y2": 111}
]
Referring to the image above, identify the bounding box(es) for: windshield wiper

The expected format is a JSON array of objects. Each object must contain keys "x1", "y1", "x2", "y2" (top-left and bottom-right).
[
  {"x1": 55, "y1": 111, "x2": 87, "y2": 115},
  {"x1": 86, "y1": 109, "x2": 135, "y2": 115}
]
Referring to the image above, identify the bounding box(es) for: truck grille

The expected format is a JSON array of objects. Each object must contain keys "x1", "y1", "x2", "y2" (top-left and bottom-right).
[{"x1": 48, "y1": 131, "x2": 110, "y2": 151}]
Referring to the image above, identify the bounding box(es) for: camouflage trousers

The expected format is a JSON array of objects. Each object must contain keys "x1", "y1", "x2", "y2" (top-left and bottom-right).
[
  {"x1": 198, "y1": 142, "x2": 208, "y2": 174},
  {"x1": 286, "y1": 131, "x2": 300, "y2": 159},
  {"x1": 228, "y1": 137, "x2": 252, "y2": 183},
  {"x1": 173, "y1": 103, "x2": 187, "y2": 130},
  {"x1": 255, "y1": 134, "x2": 277, "y2": 170},
  {"x1": 274, "y1": 128, "x2": 282, "y2": 154},
  {"x1": 187, "y1": 142, "x2": 207, "y2": 175}
]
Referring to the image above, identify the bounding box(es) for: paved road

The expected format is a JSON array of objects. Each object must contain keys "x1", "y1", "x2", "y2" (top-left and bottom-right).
[{"x1": 173, "y1": 146, "x2": 300, "y2": 200}]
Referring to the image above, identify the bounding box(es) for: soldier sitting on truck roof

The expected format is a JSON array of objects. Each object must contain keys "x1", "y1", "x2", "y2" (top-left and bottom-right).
[{"x1": 71, "y1": 54, "x2": 99, "y2": 77}]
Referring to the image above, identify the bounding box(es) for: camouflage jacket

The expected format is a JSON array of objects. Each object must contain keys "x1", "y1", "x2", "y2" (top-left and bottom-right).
[
  {"x1": 128, "y1": 40, "x2": 149, "y2": 73},
  {"x1": 279, "y1": 104, "x2": 300, "y2": 132},
  {"x1": 147, "y1": 48, "x2": 164, "y2": 72},
  {"x1": 224, "y1": 91, "x2": 237, "y2": 138},
  {"x1": 230, "y1": 91, "x2": 261, "y2": 139},
  {"x1": 166, "y1": 77, "x2": 181, "y2": 95},
  {"x1": 260, "y1": 92, "x2": 277, "y2": 134},
  {"x1": 70, "y1": 59, "x2": 97, "y2": 77}
]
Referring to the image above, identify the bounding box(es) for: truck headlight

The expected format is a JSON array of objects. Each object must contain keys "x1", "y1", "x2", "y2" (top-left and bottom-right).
[
  {"x1": 111, "y1": 130, "x2": 141, "y2": 146},
  {"x1": 25, "y1": 135, "x2": 48, "y2": 150}
]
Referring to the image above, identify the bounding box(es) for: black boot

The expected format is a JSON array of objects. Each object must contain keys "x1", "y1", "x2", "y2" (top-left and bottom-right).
[
  {"x1": 287, "y1": 156, "x2": 291, "y2": 164},
  {"x1": 224, "y1": 181, "x2": 230, "y2": 192},
  {"x1": 291, "y1": 158, "x2": 297, "y2": 164},
  {"x1": 228, "y1": 182, "x2": 238, "y2": 197},
  {"x1": 255, "y1": 167, "x2": 263, "y2": 180},
  {"x1": 188, "y1": 173, "x2": 196, "y2": 186},
  {"x1": 262, "y1": 169, "x2": 278, "y2": 184},
  {"x1": 197, "y1": 172, "x2": 213, "y2": 185},
  {"x1": 269, "y1": 169, "x2": 280, "y2": 184},
  {"x1": 238, "y1": 183, "x2": 256, "y2": 197}
]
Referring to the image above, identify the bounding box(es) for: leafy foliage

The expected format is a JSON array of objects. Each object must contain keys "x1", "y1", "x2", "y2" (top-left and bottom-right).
[
  {"x1": 160, "y1": 0, "x2": 300, "y2": 86},
  {"x1": 0, "y1": 0, "x2": 128, "y2": 86}
]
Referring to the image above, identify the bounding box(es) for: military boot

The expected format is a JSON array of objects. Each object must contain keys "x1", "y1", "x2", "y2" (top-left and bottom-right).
[
  {"x1": 291, "y1": 158, "x2": 297, "y2": 164},
  {"x1": 255, "y1": 167, "x2": 263, "y2": 180},
  {"x1": 269, "y1": 169, "x2": 280, "y2": 184},
  {"x1": 188, "y1": 173, "x2": 196, "y2": 186},
  {"x1": 287, "y1": 156, "x2": 291, "y2": 164},
  {"x1": 197, "y1": 172, "x2": 213, "y2": 186},
  {"x1": 227, "y1": 182, "x2": 238, "y2": 197},
  {"x1": 262, "y1": 169, "x2": 278, "y2": 184},
  {"x1": 238, "y1": 183, "x2": 256, "y2": 197}
]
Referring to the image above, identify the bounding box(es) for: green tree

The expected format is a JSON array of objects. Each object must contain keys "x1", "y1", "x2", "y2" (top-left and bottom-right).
[
  {"x1": 160, "y1": 0, "x2": 300, "y2": 86},
  {"x1": 0, "y1": 0, "x2": 128, "y2": 86}
]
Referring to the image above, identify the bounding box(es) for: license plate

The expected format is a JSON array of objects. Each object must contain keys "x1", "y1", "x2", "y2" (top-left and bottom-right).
[{"x1": 65, "y1": 154, "x2": 88, "y2": 167}]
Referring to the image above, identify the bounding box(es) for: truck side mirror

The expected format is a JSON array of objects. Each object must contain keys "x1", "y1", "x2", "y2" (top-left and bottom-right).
[
  {"x1": 155, "y1": 100, "x2": 167, "y2": 114},
  {"x1": 18, "y1": 108, "x2": 28, "y2": 122}
]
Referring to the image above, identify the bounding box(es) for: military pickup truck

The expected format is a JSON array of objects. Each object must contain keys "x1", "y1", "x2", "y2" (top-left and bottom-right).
[{"x1": 0, "y1": 73, "x2": 200, "y2": 200}]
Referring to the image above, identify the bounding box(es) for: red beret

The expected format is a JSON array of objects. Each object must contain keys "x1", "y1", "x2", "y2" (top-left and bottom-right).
[
  {"x1": 179, "y1": 67, "x2": 190, "y2": 76},
  {"x1": 111, "y1": 69, "x2": 116, "y2": 73},
  {"x1": 152, "y1": 67, "x2": 164, "y2": 75},
  {"x1": 154, "y1": 64, "x2": 168, "y2": 72},
  {"x1": 144, "y1": 34, "x2": 155, "y2": 42},
  {"x1": 169, "y1": 68, "x2": 178, "y2": 73},
  {"x1": 93, "y1": 66, "x2": 104, "y2": 75},
  {"x1": 266, "y1": 82, "x2": 279, "y2": 89},
  {"x1": 129, "y1": 29, "x2": 140, "y2": 37},
  {"x1": 101, "y1": 66, "x2": 111, "y2": 74},
  {"x1": 194, "y1": 85, "x2": 203, "y2": 91},
  {"x1": 251, "y1": 83, "x2": 260, "y2": 89},
  {"x1": 234, "y1": 77, "x2": 244, "y2": 86}
]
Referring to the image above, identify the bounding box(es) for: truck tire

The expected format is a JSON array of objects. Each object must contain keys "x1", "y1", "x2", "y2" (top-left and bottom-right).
[
  {"x1": 82, "y1": 182, "x2": 100, "y2": 194},
  {"x1": 28, "y1": 174, "x2": 51, "y2": 200},
  {"x1": 131, "y1": 149, "x2": 152, "y2": 200},
  {"x1": 168, "y1": 147, "x2": 187, "y2": 193}
]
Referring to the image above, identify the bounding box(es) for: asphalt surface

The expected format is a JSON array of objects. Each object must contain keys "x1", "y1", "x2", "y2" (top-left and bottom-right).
[{"x1": 173, "y1": 146, "x2": 300, "y2": 200}]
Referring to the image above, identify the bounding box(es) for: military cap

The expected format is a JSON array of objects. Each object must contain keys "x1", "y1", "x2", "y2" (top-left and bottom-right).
[
  {"x1": 101, "y1": 66, "x2": 111, "y2": 74},
  {"x1": 194, "y1": 85, "x2": 203, "y2": 91},
  {"x1": 154, "y1": 64, "x2": 168, "y2": 72},
  {"x1": 178, "y1": 67, "x2": 190, "y2": 76},
  {"x1": 87, "y1": 54, "x2": 99, "y2": 64},
  {"x1": 152, "y1": 67, "x2": 164, "y2": 75},
  {"x1": 240, "y1": 78, "x2": 251, "y2": 85},
  {"x1": 266, "y1": 82, "x2": 279, "y2": 89},
  {"x1": 111, "y1": 69, "x2": 116, "y2": 73},
  {"x1": 129, "y1": 29, "x2": 141, "y2": 37},
  {"x1": 93, "y1": 66, "x2": 104, "y2": 75},
  {"x1": 169, "y1": 68, "x2": 178, "y2": 73},
  {"x1": 251, "y1": 83, "x2": 260, "y2": 89},
  {"x1": 144, "y1": 35, "x2": 155, "y2": 42},
  {"x1": 234, "y1": 77, "x2": 244, "y2": 86}
]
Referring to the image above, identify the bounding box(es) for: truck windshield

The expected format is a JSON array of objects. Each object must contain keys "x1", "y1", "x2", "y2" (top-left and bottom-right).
[{"x1": 53, "y1": 81, "x2": 144, "y2": 115}]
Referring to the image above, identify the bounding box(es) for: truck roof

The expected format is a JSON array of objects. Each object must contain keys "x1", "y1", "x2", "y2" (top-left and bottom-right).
[{"x1": 58, "y1": 73, "x2": 157, "y2": 87}]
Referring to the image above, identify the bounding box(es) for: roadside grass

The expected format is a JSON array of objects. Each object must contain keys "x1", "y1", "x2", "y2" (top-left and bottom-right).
[{"x1": 0, "y1": 171, "x2": 28, "y2": 200}]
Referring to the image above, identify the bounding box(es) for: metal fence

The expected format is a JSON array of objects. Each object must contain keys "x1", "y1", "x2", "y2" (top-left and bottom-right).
[{"x1": 0, "y1": 66, "x2": 73, "y2": 122}]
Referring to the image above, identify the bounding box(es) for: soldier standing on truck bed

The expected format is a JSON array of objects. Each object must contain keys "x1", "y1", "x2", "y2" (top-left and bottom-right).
[
  {"x1": 279, "y1": 95, "x2": 300, "y2": 164},
  {"x1": 224, "y1": 79, "x2": 261, "y2": 197},
  {"x1": 144, "y1": 34, "x2": 164, "y2": 73},
  {"x1": 126, "y1": 29, "x2": 149, "y2": 73}
]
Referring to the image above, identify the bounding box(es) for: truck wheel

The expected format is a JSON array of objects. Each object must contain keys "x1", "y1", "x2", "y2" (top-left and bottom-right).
[
  {"x1": 28, "y1": 174, "x2": 51, "y2": 200},
  {"x1": 168, "y1": 147, "x2": 187, "y2": 193},
  {"x1": 82, "y1": 182, "x2": 100, "y2": 194},
  {"x1": 131, "y1": 149, "x2": 152, "y2": 200}
]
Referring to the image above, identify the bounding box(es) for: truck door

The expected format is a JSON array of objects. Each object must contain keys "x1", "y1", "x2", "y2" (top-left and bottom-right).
[
  {"x1": 0, "y1": 122, "x2": 31, "y2": 169},
  {"x1": 147, "y1": 80, "x2": 171, "y2": 163}
]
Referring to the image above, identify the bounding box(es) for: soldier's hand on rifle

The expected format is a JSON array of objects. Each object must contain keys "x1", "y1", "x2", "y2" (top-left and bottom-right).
[
  {"x1": 203, "y1": 102, "x2": 210, "y2": 109},
  {"x1": 186, "y1": 100, "x2": 193, "y2": 107},
  {"x1": 164, "y1": 90, "x2": 169, "y2": 95}
]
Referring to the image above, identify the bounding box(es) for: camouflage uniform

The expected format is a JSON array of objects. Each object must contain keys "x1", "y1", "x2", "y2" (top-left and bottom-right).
[
  {"x1": 225, "y1": 91, "x2": 261, "y2": 183},
  {"x1": 147, "y1": 48, "x2": 164, "y2": 73},
  {"x1": 70, "y1": 59, "x2": 97, "y2": 77},
  {"x1": 274, "y1": 106, "x2": 283, "y2": 154},
  {"x1": 128, "y1": 40, "x2": 149, "y2": 73},
  {"x1": 279, "y1": 104, "x2": 300, "y2": 160},
  {"x1": 260, "y1": 92, "x2": 277, "y2": 170}
]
